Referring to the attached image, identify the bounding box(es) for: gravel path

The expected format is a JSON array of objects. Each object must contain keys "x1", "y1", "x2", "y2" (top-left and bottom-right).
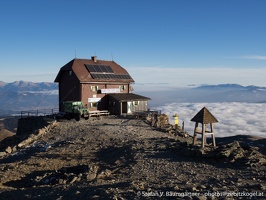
[{"x1": 0, "y1": 115, "x2": 265, "y2": 199}]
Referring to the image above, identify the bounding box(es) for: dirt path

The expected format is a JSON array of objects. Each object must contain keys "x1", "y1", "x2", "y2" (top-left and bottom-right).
[{"x1": 0, "y1": 116, "x2": 265, "y2": 199}]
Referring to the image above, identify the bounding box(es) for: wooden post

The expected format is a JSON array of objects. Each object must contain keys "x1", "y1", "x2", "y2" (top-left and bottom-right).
[
  {"x1": 202, "y1": 123, "x2": 206, "y2": 148},
  {"x1": 211, "y1": 123, "x2": 216, "y2": 147},
  {"x1": 193, "y1": 122, "x2": 198, "y2": 145}
]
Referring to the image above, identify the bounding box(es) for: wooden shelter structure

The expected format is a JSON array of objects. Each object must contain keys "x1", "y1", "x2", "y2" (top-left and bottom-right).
[{"x1": 190, "y1": 107, "x2": 218, "y2": 148}]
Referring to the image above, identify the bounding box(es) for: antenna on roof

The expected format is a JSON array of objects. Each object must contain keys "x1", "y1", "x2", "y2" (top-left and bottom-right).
[{"x1": 111, "y1": 52, "x2": 113, "y2": 61}]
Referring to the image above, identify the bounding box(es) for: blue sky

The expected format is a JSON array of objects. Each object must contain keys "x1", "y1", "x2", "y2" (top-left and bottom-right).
[{"x1": 1, "y1": 0, "x2": 266, "y2": 89}]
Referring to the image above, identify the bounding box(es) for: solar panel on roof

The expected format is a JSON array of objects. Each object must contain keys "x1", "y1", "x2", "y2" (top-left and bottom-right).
[
  {"x1": 91, "y1": 74, "x2": 98, "y2": 79},
  {"x1": 85, "y1": 64, "x2": 114, "y2": 73},
  {"x1": 106, "y1": 66, "x2": 113, "y2": 73},
  {"x1": 90, "y1": 73, "x2": 132, "y2": 80},
  {"x1": 106, "y1": 65, "x2": 113, "y2": 73},
  {"x1": 99, "y1": 65, "x2": 105, "y2": 72},
  {"x1": 93, "y1": 65, "x2": 100, "y2": 72},
  {"x1": 85, "y1": 65, "x2": 92, "y2": 72},
  {"x1": 99, "y1": 74, "x2": 105, "y2": 78},
  {"x1": 101, "y1": 65, "x2": 107, "y2": 72}
]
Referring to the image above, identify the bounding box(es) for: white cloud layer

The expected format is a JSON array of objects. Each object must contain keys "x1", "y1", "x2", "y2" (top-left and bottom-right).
[
  {"x1": 154, "y1": 102, "x2": 266, "y2": 138},
  {"x1": 240, "y1": 55, "x2": 266, "y2": 60}
]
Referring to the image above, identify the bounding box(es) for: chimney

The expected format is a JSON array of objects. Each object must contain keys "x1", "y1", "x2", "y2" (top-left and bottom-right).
[{"x1": 91, "y1": 56, "x2": 97, "y2": 62}]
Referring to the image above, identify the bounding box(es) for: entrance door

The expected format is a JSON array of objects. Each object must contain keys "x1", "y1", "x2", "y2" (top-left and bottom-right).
[{"x1": 122, "y1": 102, "x2": 127, "y2": 114}]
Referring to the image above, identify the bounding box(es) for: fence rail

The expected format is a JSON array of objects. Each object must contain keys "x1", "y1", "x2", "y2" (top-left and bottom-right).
[{"x1": 20, "y1": 108, "x2": 59, "y2": 118}]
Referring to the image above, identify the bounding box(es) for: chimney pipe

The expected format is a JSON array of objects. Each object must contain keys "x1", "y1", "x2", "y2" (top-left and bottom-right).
[{"x1": 91, "y1": 56, "x2": 97, "y2": 62}]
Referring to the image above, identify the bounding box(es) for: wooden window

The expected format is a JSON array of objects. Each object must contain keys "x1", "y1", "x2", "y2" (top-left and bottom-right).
[
  {"x1": 90, "y1": 85, "x2": 98, "y2": 92},
  {"x1": 120, "y1": 85, "x2": 126, "y2": 91}
]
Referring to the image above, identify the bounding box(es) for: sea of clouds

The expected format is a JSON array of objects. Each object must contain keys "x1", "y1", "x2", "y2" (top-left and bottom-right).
[{"x1": 153, "y1": 102, "x2": 266, "y2": 138}]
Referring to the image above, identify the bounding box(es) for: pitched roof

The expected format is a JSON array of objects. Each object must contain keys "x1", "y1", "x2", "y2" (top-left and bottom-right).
[
  {"x1": 109, "y1": 93, "x2": 151, "y2": 102},
  {"x1": 190, "y1": 107, "x2": 218, "y2": 124},
  {"x1": 54, "y1": 57, "x2": 134, "y2": 83}
]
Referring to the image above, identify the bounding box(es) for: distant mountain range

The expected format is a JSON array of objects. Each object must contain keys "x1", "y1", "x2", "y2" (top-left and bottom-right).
[
  {"x1": 0, "y1": 81, "x2": 57, "y2": 92},
  {"x1": 0, "y1": 81, "x2": 58, "y2": 116},
  {"x1": 196, "y1": 84, "x2": 266, "y2": 91},
  {"x1": 0, "y1": 81, "x2": 265, "y2": 116},
  {"x1": 141, "y1": 84, "x2": 266, "y2": 107}
]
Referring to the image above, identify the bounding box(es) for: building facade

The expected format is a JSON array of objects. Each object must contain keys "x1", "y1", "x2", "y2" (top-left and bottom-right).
[{"x1": 54, "y1": 56, "x2": 150, "y2": 115}]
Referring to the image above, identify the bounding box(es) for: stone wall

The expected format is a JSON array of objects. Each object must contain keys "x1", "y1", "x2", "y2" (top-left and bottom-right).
[
  {"x1": 16, "y1": 116, "x2": 56, "y2": 135},
  {"x1": 0, "y1": 116, "x2": 57, "y2": 157}
]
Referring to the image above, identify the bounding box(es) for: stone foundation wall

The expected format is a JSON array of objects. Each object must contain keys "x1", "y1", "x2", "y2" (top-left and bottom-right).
[{"x1": 0, "y1": 116, "x2": 57, "y2": 157}]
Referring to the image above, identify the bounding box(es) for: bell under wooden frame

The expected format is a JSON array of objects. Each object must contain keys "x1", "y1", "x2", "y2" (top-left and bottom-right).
[{"x1": 190, "y1": 107, "x2": 218, "y2": 148}]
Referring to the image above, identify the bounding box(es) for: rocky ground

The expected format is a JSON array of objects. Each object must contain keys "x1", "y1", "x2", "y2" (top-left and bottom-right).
[{"x1": 0, "y1": 115, "x2": 265, "y2": 199}]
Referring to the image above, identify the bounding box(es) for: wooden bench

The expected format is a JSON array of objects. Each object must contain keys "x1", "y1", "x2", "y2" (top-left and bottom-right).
[
  {"x1": 98, "y1": 110, "x2": 110, "y2": 116},
  {"x1": 89, "y1": 110, "x2": 110, "y2": 117}
]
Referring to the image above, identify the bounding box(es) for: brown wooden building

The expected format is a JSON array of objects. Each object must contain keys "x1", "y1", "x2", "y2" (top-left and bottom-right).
[
  {"x1": 54, "y1": 56, "x2": 150, "y2": 115},
  {"x1": 108, "y1": 93, "x2": 150, "y2": 115}
]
